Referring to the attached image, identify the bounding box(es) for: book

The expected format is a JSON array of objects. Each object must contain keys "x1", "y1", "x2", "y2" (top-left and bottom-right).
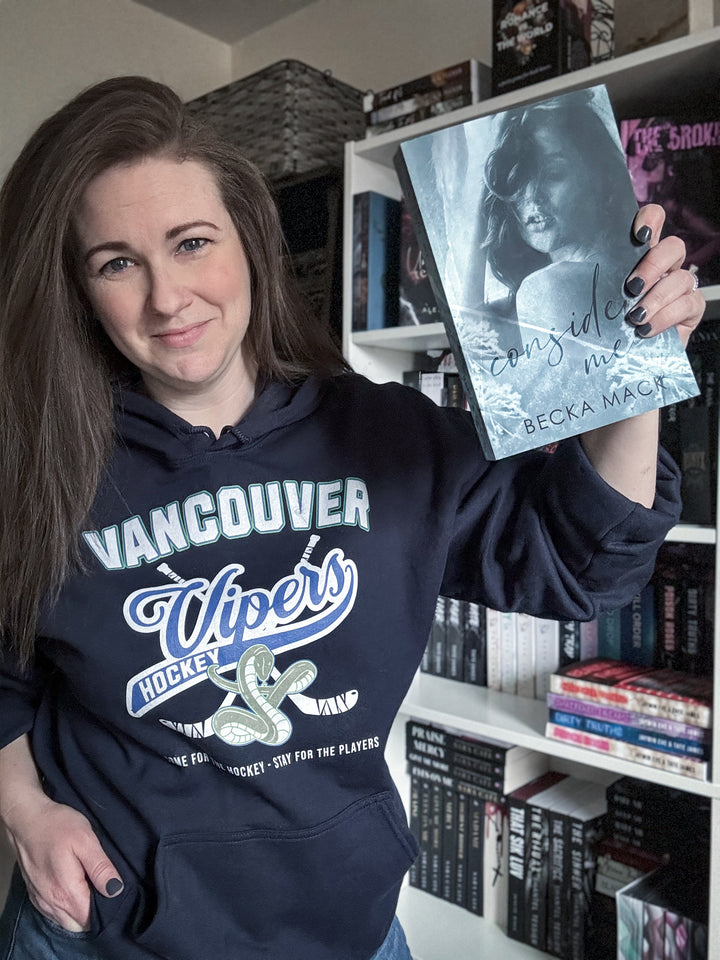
[
  {"x1": 351, "y1": 191, "x2": 400, "y2": 331},
  {"x1": 363, "y1": 59, "x2": 489, "y2": 113},
  {"x1": 462, "y1": 601, "x2": 487, "y2": 686},
  {"x1": 394, "y1": 84, "x2": 699, "y2": 460},
  {"x1": 483, "y1": 799, "x2": 509, "y2": 930},
  {"x1": 545, "y1": 722, "x2": 709, "y2": 780},
  {"x1": 491, "y1": 0, "x2": 592, "y2": 97},
  {"x1": 444, "y1": 597, "x2": 465, "y2": 681},
  {"x1": 547, "y1": 709, "x2": 711, "y2": 761},
  {"x1": 506, "y1": 771, "x2": 568, "y2": 941},
  {"x1": 620, "y1": 114, "x2": 720, "y2": 287},
  {"x1": 546, "y1": 692, "x2": 712, "y2": 744},
  {"x1": 364, "y1": 93, "x2": 476, "y2": 139},
  {"x1": 549, "y1": 657, "x2": 713, "y2": 728},
  {"x1": 366, "y1": 79, "x2": 477, "y2": 128},
  {"x1": 465, "y1": 795, "x2": 484, "y2": 914},
  {"x1": 399, "y1": 195, "x2": 444, "y2": 327}
]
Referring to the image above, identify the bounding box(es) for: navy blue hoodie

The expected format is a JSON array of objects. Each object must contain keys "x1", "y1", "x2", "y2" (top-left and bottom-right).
[{"x1": 0, "y1": 373, "x2": 680, "y2": 959}]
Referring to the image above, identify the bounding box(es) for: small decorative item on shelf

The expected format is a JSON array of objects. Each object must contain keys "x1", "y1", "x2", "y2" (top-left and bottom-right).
[
  {"x1": 186, "y1": 60, "x2": 365, "y2": 182},
  {"x1": 363, "y1": 59, "x2": 490, "y2": 139}
]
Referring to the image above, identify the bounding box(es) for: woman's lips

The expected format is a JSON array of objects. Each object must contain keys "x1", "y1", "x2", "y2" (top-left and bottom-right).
[{"x1": 153, "y1": 319, "x2": 211, "y2": 348}]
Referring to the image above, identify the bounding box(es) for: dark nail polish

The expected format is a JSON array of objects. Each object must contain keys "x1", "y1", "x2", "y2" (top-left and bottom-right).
[
  {"x1": 635, "y1": 225, "x2": 652, "y2": 244},
  {"x1": 625, "y1": 275, "x2": 645, "y2": 297},
  {"x1": 626, "y1": 305, "x2": 647, "y2": 325},
  {"x1": 105, "y1": 878, "x2": 124, "y2": 897},
  {"x1": 635, "y1": 322, "x2": 652, "y2": 338}
]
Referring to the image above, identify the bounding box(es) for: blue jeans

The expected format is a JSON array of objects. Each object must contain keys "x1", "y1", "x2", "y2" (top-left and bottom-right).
[{"x1": 0, "y1": 867, "x2": 413, "y2": 959}]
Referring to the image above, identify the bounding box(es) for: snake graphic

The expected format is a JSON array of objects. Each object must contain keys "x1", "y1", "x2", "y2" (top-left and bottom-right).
[{"x1": 207, "y1": 643, "x2": 317, "y2": 746}]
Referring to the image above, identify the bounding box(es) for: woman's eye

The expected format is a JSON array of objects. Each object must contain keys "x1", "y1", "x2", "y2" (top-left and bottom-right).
[
  {"x1": 100, "y1": 257, "x2": 132, "y2": 276},
  {"x1": 179, "y1": 238, "x2": 207, "y2": 253}
]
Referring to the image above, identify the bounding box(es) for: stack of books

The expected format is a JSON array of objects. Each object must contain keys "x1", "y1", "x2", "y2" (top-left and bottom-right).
[
  {"x1": 545, "y1": 658, "x2": 713, "y2": 780},
  {"x1": 363, "y1": 60, "x2": 489, "y2": 138},
  {"x1": 406, "y1": 719, "x2": 548, "y2": 926},
  {"x1": 506, "y1": 769, "x2": 618, "y2": 958}
]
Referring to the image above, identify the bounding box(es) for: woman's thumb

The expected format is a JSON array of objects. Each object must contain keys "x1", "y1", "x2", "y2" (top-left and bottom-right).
[{"x1": 80, "y1": 840, "x2": 124, "y2": 898}]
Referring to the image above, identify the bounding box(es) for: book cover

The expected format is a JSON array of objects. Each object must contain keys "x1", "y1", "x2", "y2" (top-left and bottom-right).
[
  {"x1": 620, "y1": 114, "x2": 720, "y2": 287},
  {"x1": 351, "y1": 191, "x2": 400, "y2": 331},
  {"x1": 549, "y1": 657, "x2": 713, "y2": 728},
  {"x1": 395, "y1": 84, "x2": 699, "y2": 460},
  {"x1": 444, "y1": 597, "x2": 465, "y2": 681},
  {"x1": 491, "y1": 0, "x2": 592, "y2": 97},
  {"x1": 455, "y1": 790, "x2": 469, "y2": 908}
]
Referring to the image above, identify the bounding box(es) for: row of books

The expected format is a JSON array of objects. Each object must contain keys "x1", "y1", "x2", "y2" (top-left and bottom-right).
[
  {"x1": 351, "y1": 192, "x2": 440, "y2": 332},
  {"x1": 407, "y1": 719, "x2": 710, "y2": 957},
  {"x1": 421, "y1": 542, "x2": 714, "y2": 699},
  {"x1": 363, "y1": 59, "x2": 490, "y2": 139},
  {"x1": 546, "y1": 657, "x2": 713, "y2": 781}
]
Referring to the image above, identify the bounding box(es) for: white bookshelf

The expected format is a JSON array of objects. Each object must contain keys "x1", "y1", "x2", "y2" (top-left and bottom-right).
[{"x1": 343, "y1": 22, "x2": 720, "y2": 960}]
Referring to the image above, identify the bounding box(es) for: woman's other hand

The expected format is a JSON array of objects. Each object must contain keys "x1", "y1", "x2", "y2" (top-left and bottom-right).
[
  {"x1": 624, "y1": 203, "x2": 706, "y2": 347},
  {"x1": 0, "y1": 734, "x2": 123, "y2": 932}
]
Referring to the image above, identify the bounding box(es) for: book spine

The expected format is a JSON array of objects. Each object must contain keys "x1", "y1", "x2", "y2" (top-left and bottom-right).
[
  {"x1": 547, "y1": 805, "x2": 569, "y2": 958},
  {"x1": 500, "y1": 611, "x2": 518, "y2": 694},
  {"x1": 441, "y1": 786, "x2": 457, "y2": 902},
  {"x1": 454, "y1": 790, "x2": 468, "y2": 908},
  {"x1": 416, "y1": 777, "x2": 431, "y2": 890},
  {"x1": 364, "y1": 59, "x2": 479, "y2": 111},
  {"x1": 526, "y1": 800, "x2": 550, "y2": 951},
  {"x1": 429, "y1": 781, "x2": 443, "y2": 897},
  {"x1": 445, "y1": 597, "x2": 465, "y2": 681},
  {"x1": 620, "y1": 585, "x2": 656, "y2": 667},
  {"x1": 597, "y1": 606, "x2": 622, "y2": 660},
  {"x1": 484, "y1": 800, "x2": 509, "y2": 931},
  {"x1": 548, "y1": 709, "x2": 710, "y2": 761},
  {"x1": 486, "y1": 608, "x2": 503, "y2": 690},
  {"x1": 408, "y1": 773, "x2": 421, "y2": 887},
  {"x1": 559, "y1": 619, "x2": 582, "y2": 668},
  {"x1": 465, "y1": 795, "x2": 484, "y2": 915},
  {"x1": 534, "y1": 618, "x2": 560, "y2": 700},
  {"x1": 545, "y1": 722, "x2": 709, "y2": 780},
  {"x1": 546, "y1": 692, "x2": 710, "y2": 742},
  {"x1": 430, "y1": 595, "x2": 446, "y2": 676},
  {"x1": 351, "y1": 193, "x2": 369, "y2": 332},
  {"x1": 548, "y1": 673, "x2": 712, "y2": 728},
  {"x1": 368, "y1": 77, "x2": 476, "y2": 126},
  {"x1": 462, "y1": 601, "x2": 487, "y2": 686},
  {"x1": 365, "y1": 92, "x2": 475, "y2": 138},
  {"x1": 516, "y1": 612, "x2": 536, "y2": 698},
  {"x1": 506, "y1": 792, "x2": 527, "y2": 941},
  {"x1": 569, "y1": 816, "x2": 605, "y2": 960}
]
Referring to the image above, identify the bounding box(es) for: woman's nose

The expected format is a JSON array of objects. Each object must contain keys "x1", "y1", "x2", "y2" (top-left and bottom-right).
[{"x1": 146, "y1": 266, "x2": 192, "y2": 317}]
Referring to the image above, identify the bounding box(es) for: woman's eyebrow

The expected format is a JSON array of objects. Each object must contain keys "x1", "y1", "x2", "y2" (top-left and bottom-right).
[{"x1": 83, "y1": 221, "x2": 221, "y2": 263}]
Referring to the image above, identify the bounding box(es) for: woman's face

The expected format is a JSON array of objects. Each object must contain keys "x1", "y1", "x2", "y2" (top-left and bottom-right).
[
  {"x1": 74, "y1": 156, "x2": 254, "y2": 410},
  {"x1": 509, "y1": 126, "x2": 590, "y2": 260}
]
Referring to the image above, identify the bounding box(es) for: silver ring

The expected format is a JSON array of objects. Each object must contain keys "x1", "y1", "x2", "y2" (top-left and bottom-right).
[{"x1": 692, "y1": 272, "x2": 700, "y2": 291}]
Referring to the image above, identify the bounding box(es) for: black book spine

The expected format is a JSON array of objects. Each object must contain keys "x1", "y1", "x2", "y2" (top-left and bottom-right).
[
  {"x1": 455, "y1": 791, "x2": 468, "y2": 908},
  {"x1": 463, "y1": 601, "x2": 488, "y2": 685},
  {"x1": 526, "y1": 801, "x2": 550, "y2": 951},
  {"x1": 441, "y1": 786, "x2": 458, "y2": 902},
  {"x1": 445, "y1": 597, "x2": 465, "y2": 680},
  {"x1": 408, "y1": 774, "x2": 421, "y2": 887},
  {"x1": 547, "y1": 806, "x2": 569, "y2": 958},
  {"x1": 507, "y1": 794, "x2": 528, "y2": 941},
  {"x1": 465, "y1": 795, "x2": 485, "y2": 915},
  {"x1": 429, "y1": 781, "x2": 443, "y2": 897},
  {"x1": 351, "y1": 193, "x2": 369, "y2": 332}
]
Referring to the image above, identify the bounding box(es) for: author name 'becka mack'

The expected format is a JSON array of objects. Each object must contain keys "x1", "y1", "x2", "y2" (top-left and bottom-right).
[{"x1": 523, "y1": 375, "x2": 667, "y2": 436}]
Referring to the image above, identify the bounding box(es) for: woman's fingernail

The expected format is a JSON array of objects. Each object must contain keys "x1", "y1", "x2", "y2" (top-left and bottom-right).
[
  {"x1": 105, "y1": 878, "x2": 124, "y2": 897},
  {"x1": 625, "y1": 276, "x2": 645, "y2": 297},
  {"x1": 626, "y1": 305, "x2": 647, "y2": 325},
  {"x1": 635, "y1": 225, "x2": 652, "y2": 244},
  {"x1": 635, "y1": 322, "x2": 653, "y2": 338}
]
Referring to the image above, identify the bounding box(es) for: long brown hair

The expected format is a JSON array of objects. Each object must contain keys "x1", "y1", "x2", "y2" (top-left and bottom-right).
[{"x1": 0, "y1": 76, "x2": 349, "y2": 667}]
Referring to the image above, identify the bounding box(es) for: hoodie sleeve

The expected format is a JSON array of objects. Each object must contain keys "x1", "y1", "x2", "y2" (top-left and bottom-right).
[
  {"x1": 0, "y1": 651, "x2": 43, "y2": 751},
  {"x1": 439, "y1": 426, "x2": 681, "y2": 621}
]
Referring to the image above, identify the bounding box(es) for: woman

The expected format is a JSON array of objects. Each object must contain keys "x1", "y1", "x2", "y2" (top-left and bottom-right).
[{"x1": 0, "y1": 77, "x2": 704, "y2": 960}]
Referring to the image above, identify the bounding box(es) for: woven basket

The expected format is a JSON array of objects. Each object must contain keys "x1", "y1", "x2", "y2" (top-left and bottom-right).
[{"x1": 186, "y1": 60, "x2": 365, "y2": 181}]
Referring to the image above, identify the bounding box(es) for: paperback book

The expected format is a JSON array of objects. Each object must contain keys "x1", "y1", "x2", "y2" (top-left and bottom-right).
[{"x1": 395, "y1": 84, "x2": 699, "y2": 460}]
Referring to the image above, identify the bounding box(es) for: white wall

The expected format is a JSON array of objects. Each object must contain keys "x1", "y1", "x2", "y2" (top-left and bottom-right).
[
  {"x1": 0, "y1": 0, "x2": 231, "y2": 177},
  {"x1": 231, "y1": 0, "x2": 493, "y2": 93}
]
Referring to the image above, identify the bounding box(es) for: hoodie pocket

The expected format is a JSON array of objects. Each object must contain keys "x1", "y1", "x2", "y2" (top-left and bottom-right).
[{"x1": 135, "y1": 791, "x2": 418, "y2": 960}]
